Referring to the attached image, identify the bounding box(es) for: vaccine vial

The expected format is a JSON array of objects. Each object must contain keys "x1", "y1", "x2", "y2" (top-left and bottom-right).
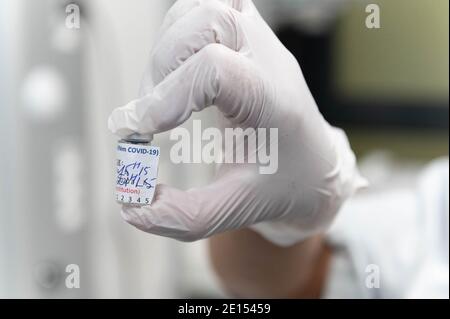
[{"x1": 116, "y1": 133, "x2": 160, "y2": 205}]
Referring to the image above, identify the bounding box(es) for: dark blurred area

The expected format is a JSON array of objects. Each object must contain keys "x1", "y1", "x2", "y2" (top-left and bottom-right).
[
  {"x1": 269, "y1": 0, "x2": 448, "y2": 160},
  {"x1": 277, "y1": 24, "x2": 449, "y2": 130}
]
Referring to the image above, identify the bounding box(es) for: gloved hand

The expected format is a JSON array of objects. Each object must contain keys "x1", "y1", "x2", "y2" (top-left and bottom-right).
[{"x1": 108, "y1": 0, "x2": 367, "y2": 245}]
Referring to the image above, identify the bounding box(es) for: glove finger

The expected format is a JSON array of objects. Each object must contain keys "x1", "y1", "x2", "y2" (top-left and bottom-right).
[
  {"x1": 218, "y1": 0, "x2": 255, "y2": 12},
  {"x1": 139, "y1": 0, "x2": 205, "y2": 94},
  {"x1": 140, "y1": 0, "x2": 258, "y2": 94},
  {"x1": 150, "y1": 1, "x2": 241, "y2": 86},
  {"x1": 158, "y1": 0, "x2": 205, "y2": 37},
  {"x1": 121, "y1": 184, "x2": 202, "y2": 241},
  {"x1": 121, "y1": 171, "x2": 261, "y2": 241},
  {"x1": 160, "y1": 0, "x2": 251, "y2": 36},
  {"x1": 109, "y1": 44, "x2": 270, "y2": 138}
]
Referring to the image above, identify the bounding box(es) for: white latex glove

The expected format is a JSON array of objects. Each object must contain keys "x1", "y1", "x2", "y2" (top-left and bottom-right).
[{"x1": 108, "y1": 0, "x2": 367, "y2": 245}]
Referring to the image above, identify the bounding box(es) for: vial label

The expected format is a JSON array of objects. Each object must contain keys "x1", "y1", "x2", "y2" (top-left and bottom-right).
[{"x1": 116, "y1": 142, "x2": 160, "y2": 205}]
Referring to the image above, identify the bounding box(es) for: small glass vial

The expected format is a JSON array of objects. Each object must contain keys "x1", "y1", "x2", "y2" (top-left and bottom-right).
[{"x1": 116, "y1": 133, "x2": 160, "y2": 206}]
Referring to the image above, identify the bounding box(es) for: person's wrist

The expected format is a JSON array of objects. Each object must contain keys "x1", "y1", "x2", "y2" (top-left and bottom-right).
[{"x1": 249, "y1": 221, "x2": 315, "y2": 247}]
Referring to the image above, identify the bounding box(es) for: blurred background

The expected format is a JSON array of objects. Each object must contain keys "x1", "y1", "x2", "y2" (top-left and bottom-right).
[{"x1": 0, "y1": 0, "x2": 448, "y2": 298}]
